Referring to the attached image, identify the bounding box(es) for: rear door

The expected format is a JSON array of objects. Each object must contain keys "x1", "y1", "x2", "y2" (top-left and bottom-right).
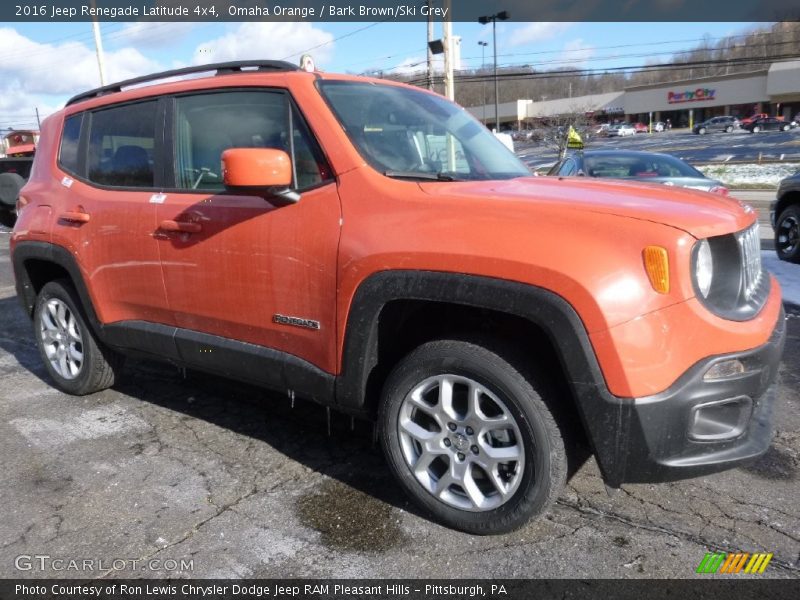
[
  {"x1": 154, "y1": 88, "x2": 341, "y2": 374},
  {"x1": 53, "y1": 101, "x2": 172, "y2": 327}
]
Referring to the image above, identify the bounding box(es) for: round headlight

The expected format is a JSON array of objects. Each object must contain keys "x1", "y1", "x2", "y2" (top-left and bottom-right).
[{"x1": 695, "y1": 240, "x2": 713, "y2": 298}]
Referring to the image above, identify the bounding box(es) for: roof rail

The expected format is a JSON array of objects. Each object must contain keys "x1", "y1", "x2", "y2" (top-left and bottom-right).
[{"x1": 66, "y1": 60, "x2": 301, "y2": 106}]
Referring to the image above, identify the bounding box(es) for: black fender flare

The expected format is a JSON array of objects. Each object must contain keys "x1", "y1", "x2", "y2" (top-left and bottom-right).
[
  {"x1": 336, "y1": 269, "x2": 617, "y2": 407},
  {"x1": 11, "y1": 240, "x2": 102, "y2": 331}
]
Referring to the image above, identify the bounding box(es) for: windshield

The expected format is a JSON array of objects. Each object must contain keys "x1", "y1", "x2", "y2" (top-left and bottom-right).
[
  {"x1": 584, "y1": 154, "x2": 704, "y2": 179},
  {"x1": 318, "y1": 80, "x2": 531, "y2": 181}
]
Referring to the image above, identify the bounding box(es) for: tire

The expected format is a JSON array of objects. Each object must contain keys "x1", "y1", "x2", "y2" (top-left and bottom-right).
[
  {"x1": 782, "y1": 124, "x2": 790, "y2": 132},
  {"x1": 725, "y1": 126, "x2": 733, "y2": 133},
  {"x1": 33, "y1": 279, "x2": 124, "y2": 395},
  {"x1": 775, "y1": 205, "x2": 800, "y2": 263},
  {"x1": 379, "y1": 339, "x2": 567, "y2": 535},
  {"x1": 752, "y1": 126, "x2": 760, "y2": 133},
  {"x1": 0, "y1": 172, "x2": 25, "y2": 207},
  {"x1": 698, "y1": 127, "x2": 707, "y2": 135}
]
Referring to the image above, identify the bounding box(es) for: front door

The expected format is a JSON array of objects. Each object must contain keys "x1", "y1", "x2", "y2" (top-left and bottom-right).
[{"x1": 155, "y1": 89, "x2": 341, "y2": 374}]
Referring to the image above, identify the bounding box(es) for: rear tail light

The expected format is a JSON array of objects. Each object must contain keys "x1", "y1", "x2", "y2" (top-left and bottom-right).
[{"x1": 709, "y1": 186, "x2": 729, "y2": 196}]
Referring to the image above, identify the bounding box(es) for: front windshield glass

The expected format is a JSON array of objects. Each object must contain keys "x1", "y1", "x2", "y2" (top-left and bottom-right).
[{"x1": 318, "y1": 80, "x2": 531, "y2": 181}]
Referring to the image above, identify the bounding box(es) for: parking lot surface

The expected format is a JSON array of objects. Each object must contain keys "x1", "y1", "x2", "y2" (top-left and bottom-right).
[
  {"x1": 517, "y1": 128, "x2": 800, "y2": 169},
  {"x1": 0, "y1": 231, "x2": 798, "y2": 579}
]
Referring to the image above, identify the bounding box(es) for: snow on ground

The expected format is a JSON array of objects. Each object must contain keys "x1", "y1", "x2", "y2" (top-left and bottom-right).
[
  {"x1": 763, "y1": 251, "x2": 800, "y2": 307},
  {"x1": 697, "y1": 163, "x2": 800, "y2": 188}
]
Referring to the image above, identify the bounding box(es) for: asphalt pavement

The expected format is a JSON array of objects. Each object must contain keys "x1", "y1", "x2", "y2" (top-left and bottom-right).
[
  {"x1": 517, "y1": 127, "x2": 800, "y2": 170},
  {"x1": 0, "y1": 230, "x2": 798, "y2": 579}
]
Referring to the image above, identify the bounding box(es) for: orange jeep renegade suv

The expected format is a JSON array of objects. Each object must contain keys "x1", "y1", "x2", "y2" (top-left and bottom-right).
[{"x1": 11, "y1": 61, "x2": 786, "y2": 534}]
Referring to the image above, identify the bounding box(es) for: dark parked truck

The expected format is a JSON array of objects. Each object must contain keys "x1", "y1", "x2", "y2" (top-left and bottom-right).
[{"x1": 0, "y1": 130, "x2": 37, "y2": 227}]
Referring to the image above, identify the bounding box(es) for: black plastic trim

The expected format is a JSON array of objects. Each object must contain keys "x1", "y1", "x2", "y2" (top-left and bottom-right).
[
  {"x1": 12, "y1": 241, "x2": 102, "y2": 329},
  {"x1": 103, "y1": 322, "x2": 335, "y2": 405}
]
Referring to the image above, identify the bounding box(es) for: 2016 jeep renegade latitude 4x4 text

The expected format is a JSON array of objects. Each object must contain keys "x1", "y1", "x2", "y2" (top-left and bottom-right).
[{"x1": 11, "y1": 61, "x2": 786, "y2": 534}]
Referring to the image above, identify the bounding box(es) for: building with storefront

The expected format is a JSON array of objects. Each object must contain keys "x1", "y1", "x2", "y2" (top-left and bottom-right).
[{"x1": 465, "y1": 59, "x2": 800, "y2": 129}]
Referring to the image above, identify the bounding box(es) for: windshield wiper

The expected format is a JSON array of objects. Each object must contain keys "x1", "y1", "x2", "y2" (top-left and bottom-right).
[{"x1": 383, "y1": 170, "x2": 460, "y2": 181}]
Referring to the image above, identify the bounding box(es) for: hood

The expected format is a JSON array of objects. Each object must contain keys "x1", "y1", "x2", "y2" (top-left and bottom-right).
[{"x1": 419, "y1": 176, "x2": 753, "y2": 239}]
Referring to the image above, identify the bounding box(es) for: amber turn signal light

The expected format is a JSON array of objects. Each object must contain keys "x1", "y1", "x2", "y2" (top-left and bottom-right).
[{"x1": 643, "y1": 246, "x2": 670, "y2": 294}]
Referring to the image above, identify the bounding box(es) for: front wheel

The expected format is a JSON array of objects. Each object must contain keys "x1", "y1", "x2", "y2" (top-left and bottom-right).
[
  {"x1": 698, "y1": 127, "x2": 707, "y2": 135},
  {"x1": 775, "y1": 205, "x2": 800, "y2": 263},
  {"x1": 752, "y1": 126, "x2": 761, "y2": 133},
  {"x1": 725, "y1": 126, "x2": 733, "y2": 133},
  {"x1": 782, "y1": 124, "x2": 790, "y2": 132},
  {"x1": 379, "y1": 339, "x2": 567, "y2": 534},
  {"x1": 33, "y1": 280, "x2": 124, "y2": 395}
]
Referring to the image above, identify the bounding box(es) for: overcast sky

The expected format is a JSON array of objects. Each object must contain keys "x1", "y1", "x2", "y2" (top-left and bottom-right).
[{"x1": 1, "y1": 20, "x2": 754, "y2": 130}]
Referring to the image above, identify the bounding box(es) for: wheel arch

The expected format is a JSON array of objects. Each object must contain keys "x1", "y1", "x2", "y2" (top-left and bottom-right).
[
  {"x1": 336, "y1": 271, "x2": 610, "y2": 421},
  {"x1": 11, "y1": 241, "x2": 100, "y2": 330}
]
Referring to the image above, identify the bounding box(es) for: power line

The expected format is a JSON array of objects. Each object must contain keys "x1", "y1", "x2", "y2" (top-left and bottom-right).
[
  {"x1": 403, "y1": 53, "x2": 800, "y2": 87},
  {"x1": 280, "y1": 21, "x2": 387, "y2": 61}
]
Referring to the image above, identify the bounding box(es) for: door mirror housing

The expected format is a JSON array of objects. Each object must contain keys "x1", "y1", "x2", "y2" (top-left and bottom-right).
[{"x1": 221, "y1": 148, "x2": 299, "y2": 203}]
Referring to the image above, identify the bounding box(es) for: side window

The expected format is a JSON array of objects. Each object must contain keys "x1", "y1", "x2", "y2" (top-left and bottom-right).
[
  {"x1": 59, "y1": 114, "x2": 83, "y2": 175},
  {"x1": 558, "y1": 159, "x2": 576, "y2": 176},
  {"x1": 87, "y1": 101, "x2": 157, "y2": 188},
  {"x1": 174, "y1": 90, "x2": 332, "y2": 192}
]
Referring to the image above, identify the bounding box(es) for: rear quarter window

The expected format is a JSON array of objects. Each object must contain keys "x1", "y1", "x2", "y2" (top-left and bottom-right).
[{"x1": 59, "y1": 114, "x2": 83, "y2": 175}]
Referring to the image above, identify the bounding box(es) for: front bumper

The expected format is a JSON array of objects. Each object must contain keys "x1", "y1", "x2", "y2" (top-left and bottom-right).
[{"x1": 589, "y1": 307, "x2": 786, "y2": 486}]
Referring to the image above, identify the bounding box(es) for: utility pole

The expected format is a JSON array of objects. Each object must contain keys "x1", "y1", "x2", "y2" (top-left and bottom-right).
[
  {"x1": 443, "y1": 0, "x2": 454, "y2": 101},
  {"x1": 479, "y1": 41, "x2": 488, "y2": 125},
  {"x1": 426, "y1": 0, "x2": 433, "y2": 91},
  {"x1": 35, "y1": 108, "x2": 41, "y2": 129},
  {"x1": 90, "y1": 0, "x2": 107, "y2": 85}
]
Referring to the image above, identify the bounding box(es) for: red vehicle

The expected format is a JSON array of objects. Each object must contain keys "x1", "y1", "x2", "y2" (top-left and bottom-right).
[
  {"x1": 0, "y1": 130, "x2": 38, "y2": 227},
  {"x1": 739, "y1": 113, "x2": 783, "y2": 126},
  {"x1": 10, "y1": 61, "x2": 785, "y2": 534},
  {"x1": 633, "y1": 122, "x2": 649, "y2": 133}
]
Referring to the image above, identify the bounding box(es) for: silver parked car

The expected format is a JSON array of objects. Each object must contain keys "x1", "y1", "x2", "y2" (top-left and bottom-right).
[{"x1": 547, "y1": 150, "x2": 729, "y2": 195}]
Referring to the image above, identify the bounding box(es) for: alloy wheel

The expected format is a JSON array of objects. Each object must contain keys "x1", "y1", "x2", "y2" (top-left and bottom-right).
[
  {"x1": 777, "y1": 213, "x2": 799, "y2": 257},
  {"x1": 397, "y1": 374, "x2": 525, "y2": 512},
  {"x1": 39, "y1": 298, "x2": 84, "y2": 379}
]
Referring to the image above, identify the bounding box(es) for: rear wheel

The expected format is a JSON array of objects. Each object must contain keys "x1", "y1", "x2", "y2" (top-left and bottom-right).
[
  {"x1": 33, "y1": 280, "x2": 124, "y2": 395},
  {"x1": 782, "y1": 124, "x2": 790, "y2": 132},
  {"x1": 752, "y1": 126, "x2": 761, "y2": 133},
  {"x1": 379, "y1": 339, "x2": 567, "y2": 534},
  {"x1": 725, "y1": 126, "x2": 733, "y2": 133},
  {"x1": 775, "y1": 205, "x2": 800, "y2": 263},
  {"x1": 698, "y1": 127, "x2": 707, "y2": 135}
]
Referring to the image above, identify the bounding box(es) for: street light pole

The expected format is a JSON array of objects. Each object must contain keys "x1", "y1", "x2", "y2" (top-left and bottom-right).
[
  {"x1": 493, "y1": 18, "x2": 498, "y2": 131},
  {"x1": 479, "y1": 41, "x2": 488, "y2": 125},
  {"x1": 478, "y1": 11, "x2": 509, "y2": 132}
]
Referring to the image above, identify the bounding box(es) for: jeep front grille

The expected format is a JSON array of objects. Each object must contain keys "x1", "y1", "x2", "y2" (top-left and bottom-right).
[{"x1": 737, "y1": 223, "x2": 762, "y2": 300}]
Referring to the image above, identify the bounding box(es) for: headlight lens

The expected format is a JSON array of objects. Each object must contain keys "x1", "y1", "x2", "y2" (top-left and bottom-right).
[{"x1": 695, "y1": 239, "x2": 713, "y2": 298}]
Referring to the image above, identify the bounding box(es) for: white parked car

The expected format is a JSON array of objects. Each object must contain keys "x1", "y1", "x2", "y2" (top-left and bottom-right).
[{"x1": 607, "y1": 123, "x2": 636, "y2": 137}]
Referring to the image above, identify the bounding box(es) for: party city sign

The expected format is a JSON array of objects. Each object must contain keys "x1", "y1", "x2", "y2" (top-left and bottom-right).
[{"x1": 668, "y1": 88, "x2": 716, "y2": 104}]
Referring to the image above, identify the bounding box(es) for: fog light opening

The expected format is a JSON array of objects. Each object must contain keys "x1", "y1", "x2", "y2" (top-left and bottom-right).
[
  {"x1": 703, "y1": 359, "x2": 745, "y2": 381},
  {"x1": 689, "y1": 396, "x2": 752, "y2": 441}
]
